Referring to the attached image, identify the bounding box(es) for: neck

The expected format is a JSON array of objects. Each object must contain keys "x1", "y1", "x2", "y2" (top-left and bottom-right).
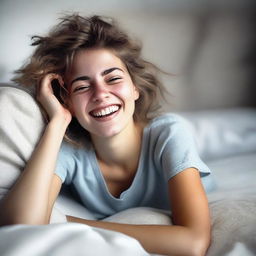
[{"x1": 91, "y1": 121, "x2": 144, "y2": 170}]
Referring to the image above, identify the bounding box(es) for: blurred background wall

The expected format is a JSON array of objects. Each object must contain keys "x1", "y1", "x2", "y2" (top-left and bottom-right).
[{"x1": 0, "y1": 0, "x2": 255, "y2": 111}]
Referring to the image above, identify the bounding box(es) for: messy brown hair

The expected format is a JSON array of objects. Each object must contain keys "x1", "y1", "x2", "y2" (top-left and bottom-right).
[{"x1": 13, "y1": 14, "x2": 168, "y2": 143}]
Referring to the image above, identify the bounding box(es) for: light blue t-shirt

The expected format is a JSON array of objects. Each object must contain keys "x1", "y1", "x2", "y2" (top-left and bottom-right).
[{"x1": 55, "y1": 114, "x2": 211, "y2": 219}]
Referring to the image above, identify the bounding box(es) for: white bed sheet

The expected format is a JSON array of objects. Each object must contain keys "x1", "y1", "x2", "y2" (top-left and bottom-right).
[
  {"x1": 0, "y1": 223, "x2": 149, "y2": 256},
  {"x1": 206, "y1": 153, "x2": 256, "y2": 256},
  {"x1": 207, "y1": 152, "x2": 256, "y2": 199}
]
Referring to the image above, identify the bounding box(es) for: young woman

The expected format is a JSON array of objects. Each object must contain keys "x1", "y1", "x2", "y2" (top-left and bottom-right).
[{"x1": 0, "y1": 14, "x2": 211, "y2": 255}]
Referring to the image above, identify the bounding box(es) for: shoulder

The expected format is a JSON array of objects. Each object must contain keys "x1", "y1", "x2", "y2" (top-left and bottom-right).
[
  {"x1": 148, "y1": 113, "x2": 190, "y2": 128},
  {"x1": 145, "y1": 114, "x2": 211, "y2": 182},
  {"x1": 142, "y1": 113, "x2": 195, "y2": 164},
  {"x1": 58, "y1": 140, "x2": 93, "y2": 164},
  {"x1": 56, "y1": 140, "x2": 94, "y2": 183},
  {"x1": 142, "y1": 113, "x2": 199, "y2": 165},
  {"x1": 145, "y1": 113, "x2": 193, "y2": 139}
]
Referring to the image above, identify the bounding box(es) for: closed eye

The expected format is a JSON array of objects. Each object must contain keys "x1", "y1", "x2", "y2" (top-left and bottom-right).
[
  {"x1": 73, "y1": 85, "x2": 90, "y2": 93},
  {"x1": 107, "y1": 77, "x2": 122, "y2": 83}
]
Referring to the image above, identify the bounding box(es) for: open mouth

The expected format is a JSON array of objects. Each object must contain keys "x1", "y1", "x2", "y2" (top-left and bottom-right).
[{"x1": 89, "y1": 104, "x2": 121, "y2": 118}]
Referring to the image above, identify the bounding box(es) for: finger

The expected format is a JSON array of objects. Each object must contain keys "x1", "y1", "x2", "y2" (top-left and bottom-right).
[
  {"x1": 37, "y1": 74, "x2": 54, "y2": 102},
  {"x1": 56, "y1": 75, "x2": 64, "y2": 88},
  {"x1": 40, "y1": 74, "x2": 59, "y2": 93}
]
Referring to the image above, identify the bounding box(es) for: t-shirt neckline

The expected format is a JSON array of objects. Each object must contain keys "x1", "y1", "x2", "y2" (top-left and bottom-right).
[{"x1": 89, "y1": 124, "x2": 150, "y2": 201}]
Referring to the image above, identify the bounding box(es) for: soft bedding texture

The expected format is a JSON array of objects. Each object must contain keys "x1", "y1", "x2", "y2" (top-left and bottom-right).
[
  {"x1": 0, "y1": 223, "x2": 149, "y2": 256},
  {"x1": 0, "y1": 85, "x2": 256, "y2": 256},
  {"x1": 0, "y1": 86, "x2": 45, "y2": 201},
  {"x1": 181, "y1": 109, "x2": 256, "y2": 161}
]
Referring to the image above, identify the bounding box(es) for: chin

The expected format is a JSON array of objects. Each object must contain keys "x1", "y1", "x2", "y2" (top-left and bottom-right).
[
  {"x1": 100, "y1": 130, "x2": 121, "y2": 138},
  {"x1": 90, "y1": 127, "x2": 122, "y2": 139}
]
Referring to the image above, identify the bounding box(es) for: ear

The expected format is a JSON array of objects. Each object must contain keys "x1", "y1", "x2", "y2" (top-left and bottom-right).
[{"x1": 133, "y1": 86, "x2": 140, "y2": 101}]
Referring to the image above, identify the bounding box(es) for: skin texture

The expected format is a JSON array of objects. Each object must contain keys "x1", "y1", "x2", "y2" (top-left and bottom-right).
[
  {"x1": 67, "y1": 48, "x2": 140, "y2": 139},
  {"x1": 0, "y1": 48, "x2": 211, "y2": 256}
]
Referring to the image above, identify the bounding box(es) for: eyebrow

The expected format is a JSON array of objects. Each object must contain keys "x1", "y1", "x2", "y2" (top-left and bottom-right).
[
  {"x1": 70, "y1": 67, "x2": 124, "y2": 86},
  {"x1": 101, "y1": 67, "x2": 123, "y2": 76}
]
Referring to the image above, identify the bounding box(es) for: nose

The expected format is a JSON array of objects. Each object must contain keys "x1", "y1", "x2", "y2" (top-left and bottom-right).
[{"x1": 92, "y1": 82, "x2": 110, "y2": 102}]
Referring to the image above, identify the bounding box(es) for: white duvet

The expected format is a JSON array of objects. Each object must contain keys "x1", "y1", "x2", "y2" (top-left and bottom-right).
[{"x1": 0, "y1": 223, "x2": 149, "y2": 256}]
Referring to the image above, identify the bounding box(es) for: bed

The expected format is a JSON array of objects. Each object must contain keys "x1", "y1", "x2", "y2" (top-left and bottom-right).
[{"x1": 0, "y1": 85, "x2": 256, "y2": 256}]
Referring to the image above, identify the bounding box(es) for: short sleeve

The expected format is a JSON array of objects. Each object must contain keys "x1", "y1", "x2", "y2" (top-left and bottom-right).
[
  {"x1": 155, "y1": 115, "x2": 211, "y2": 181},
  {"x1": 55, "y1": 142, "x2": 76, "y2": 184}
]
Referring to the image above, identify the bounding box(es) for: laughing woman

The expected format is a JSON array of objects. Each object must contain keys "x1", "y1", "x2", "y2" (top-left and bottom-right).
[{"x1": 0, "y1": 14, "x2": 211, "y2": 255}]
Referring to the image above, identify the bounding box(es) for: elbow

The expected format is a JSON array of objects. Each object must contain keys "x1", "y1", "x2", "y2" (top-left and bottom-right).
[
  {"x1": 164, "y1": 236, "x2": 210, "y2": 256},
  {"x1": 189, "y1": 235, "x2": 211, "y2": 256},
  {"x1": 16, "y1": 215, "x2": 49, "y2": 225},
  {"x1": 0, "y1": 214, "x2": 48, "y2": 227},
  {"x1": 2, "y1": 219, "x2": 48, "y2": 227},
  {"x1": 0, "y1": 206, "x2": 50, "y2": 227},
  {"x1": 0, "y1": 199, "x2": 50, "y2": 227},
  {"x1": 189, "y1": 243, "x2": 209, "y2": 256},
  {"x1": 0, "y1": 213, "x2": 20, "y2": 227}
]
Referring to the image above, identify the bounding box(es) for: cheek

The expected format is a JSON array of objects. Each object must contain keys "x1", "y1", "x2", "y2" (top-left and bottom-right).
[
  {"x1": 69, "y1": 96, "x2": 88, "y2": 116},
  {"x1": 115, "y1": 84, "x2": 138, "y2": 100}
]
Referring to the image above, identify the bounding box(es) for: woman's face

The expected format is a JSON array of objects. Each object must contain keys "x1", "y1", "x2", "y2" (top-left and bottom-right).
[{"x1": 66, "y1": 48, "x2": 139, "y2": 138}]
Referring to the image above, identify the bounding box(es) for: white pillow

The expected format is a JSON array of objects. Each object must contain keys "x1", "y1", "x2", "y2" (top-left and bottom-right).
[
  {"x1": 0, "y1": 85, "x2": 100, "y2": 224},
  {"x1": 0, "y1": 85, "x2": 45, "y2": 200}
]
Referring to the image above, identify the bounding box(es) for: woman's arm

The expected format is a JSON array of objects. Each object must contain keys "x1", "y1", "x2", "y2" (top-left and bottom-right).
[
  {"x1": 67, "y1": 168, "x2": 211, "y2": 256},
  {"x1": 0, "y1": 74, "x2": 71, "y2": 226}
]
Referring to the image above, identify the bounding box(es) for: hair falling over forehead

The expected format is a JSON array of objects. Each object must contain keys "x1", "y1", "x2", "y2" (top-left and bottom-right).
[{"x1": 13, "y1": 13, "x2": 169, "y2": 143}]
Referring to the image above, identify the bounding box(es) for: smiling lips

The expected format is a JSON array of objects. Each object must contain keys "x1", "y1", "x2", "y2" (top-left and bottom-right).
[{"x1": 90, "y1": 105, "x2": 121, "y2": 118}]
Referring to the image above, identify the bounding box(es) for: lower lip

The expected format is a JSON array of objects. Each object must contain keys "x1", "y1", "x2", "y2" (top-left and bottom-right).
[{"x1": 91, "y1": 107, "x2": 121, "y2": 122}]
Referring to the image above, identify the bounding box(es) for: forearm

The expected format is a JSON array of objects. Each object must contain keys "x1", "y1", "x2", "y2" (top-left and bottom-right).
[
  {"x1": 0, "y1": 119, "x2": 68, "y2": 225},
  {"x1": 67, "y1": 216, "x2": 210, "y2": 256}
]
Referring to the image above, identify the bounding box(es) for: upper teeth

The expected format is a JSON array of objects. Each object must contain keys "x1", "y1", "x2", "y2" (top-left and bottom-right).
[{"x1": 92, "y1": 105, "x2": 119, "y2": 117}]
